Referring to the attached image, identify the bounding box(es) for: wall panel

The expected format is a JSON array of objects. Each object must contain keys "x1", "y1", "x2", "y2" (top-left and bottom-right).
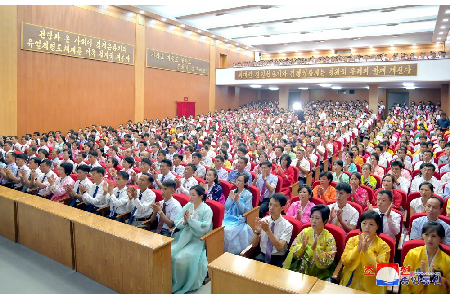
[{"x1": 17, "y1": 5, "x2": 135, "y2": 136}]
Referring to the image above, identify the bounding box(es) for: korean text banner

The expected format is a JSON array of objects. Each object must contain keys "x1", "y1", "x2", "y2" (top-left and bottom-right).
[
  {"x1": 21, "y1": 23, "x2": 134, "y2": 65},
  {"x1": 146, "y1": 49, "x2": 209, "y2": 76}
]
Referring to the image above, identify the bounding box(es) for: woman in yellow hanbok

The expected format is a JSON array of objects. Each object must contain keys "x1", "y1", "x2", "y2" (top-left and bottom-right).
[
  {"x1": 283, "y1": 205, "x2": 337, "y2": 280},
  {"x1": 340, "y1": 210, "x2": 390, "y2": 294},
  {"x1": 401, "y1": 221, "x2": 450, "y2": 294}
]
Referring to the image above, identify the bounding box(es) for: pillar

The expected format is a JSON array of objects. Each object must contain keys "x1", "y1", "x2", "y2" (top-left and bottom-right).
[
  {"x1": 279, "y1": 86, "x2": 289, "y2": 110},
  {"x1": 208, "y1": 39, "x2": 216, "y2": 112},
  {"x1": 300, "y1": 89, "x2": 310, "y2": 106},
  {"x1": 368, "y1": 84, "x2": 379, "y2": 116},
  {"x1": 234, "y1": 87, "x2": 240, "y2": 109},
  {"x1": 442, "y1": 84, "x2": 450, "y2": 116},
  {"x1": 134, "y1": 14, "x2": 145, "y2": 123},
  {"x1": 0, "y1": 6, "x2": 18, "y2": 136}
]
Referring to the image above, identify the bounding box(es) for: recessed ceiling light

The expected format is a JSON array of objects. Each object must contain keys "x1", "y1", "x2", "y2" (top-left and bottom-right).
[
  {"x1": 180, "y1": 24, "x2": 185, "y2": 27},
  {"x1": 198, "y1": 30, "x2": 202, "y2": 33},
  {"x1": 444, "y1": 19, "x2": 449, "y2": 22},
  {"x1": 438, "y1": 37, "x2": 442, "y2": 40},
  {"x1": 331, "y1": 86, "x2": 342, "y2": 90},
  {"x1": 341, "y1": 27, "x2": 352, "y2": 30},
  {"x1": 284, "y1": 43, "x2": 288, "y2": 45},
  {"x1": 441, "y1": 26, "x2": 446, "y2": 28},
  {"x1": 405, "y1": 87, "x2": 416, "y2": 90},
  {"x1": 446, "y1": 9, "x2": 450, "y2": 14},
  {"x1": 319, "y1": 84, "x2": 332, "y2": 87},
  {"x1": 298, "y1": 87, "x2": 308, "y2": 90},
  {"x1": 403, "y1": 82, "x2": 414, "y2": 87},
  {"x1": 319, "y1": 40, "x2": 325, "y2": 43},
  {"x1": 211, "y1": 35, "x2": 215, "y2": 38},
  {"x1": 140, "y1": 10, "x2": 144, "y2": 14},
  {"x1": 269, "y1": 87, "x2": 279, "y2": 91},
  {"x1": 250, "y1": 85, "x2": 261, "y2": 88},
  {"x1": 299, "y1": 31, "x2": 309, "y2": 34},
  {"x1": 161, "y1": 18, "x2": 166, "y2": 21},
  {"x1": 439, "y1": 32, "x2": 444, "y2": 34}
]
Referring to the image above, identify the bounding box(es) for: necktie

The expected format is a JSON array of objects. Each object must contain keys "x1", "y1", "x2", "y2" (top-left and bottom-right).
[
  {"x1": 260, "y1": 178, "x2": 267, "y2": 198},
  {"x1": 37, "y1": 175, "x2": 47, "y2": 194},
  {"x1": 109, "y1": 190, "x2": 120, "y2": 218},
  {"x1": 128, "y1": 193, "x2": 142, "y2": 224},
  {"x1": 161, "y1": 175, "x2": 165, "y2": 183},
  {"x1": 155, "y1": 202, "x2": 167, "y2": 233},
  {"x1": 380, "y1": 213, "x2": 385, "y2": 233},
  {"x1": 76, "y1": 182, "x2": 80, "y2": 194},
  {"x1": 93, "y1": 185, "x2": 99, "y2": 198},
  {"x1": 86, "y1": 185, "x2": 100, "y2": 213},
  {"x1": 265, "y1": 221, "x2": 276, "y2": 263}
]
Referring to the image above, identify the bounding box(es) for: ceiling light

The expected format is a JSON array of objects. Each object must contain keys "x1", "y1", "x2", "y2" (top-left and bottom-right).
[
  {"x1": 250, "y1": 85, "x2": 261, "y2": 88},
  {"x1": 198, "y1": 30, "x2": 202, "y2": 33},
  {"x1": 150, "y1": 19, "x2": 156, "y2": 24},
  {"x1": 444, "y1": 19, "x2": 449, "y2": 22},
  {"x1": 403, "y1": 82, "x2": 414, "y2": 87},
  {"x1": 211, "y1": 35, "x2": 215, "y2": 38},
  {"x1": 446, "y1": 9, "x2": 450, "y2": 14},
  {"x1": 352, "y1": 38, "x2": 361, "y2": 40},
  {"x1": 330, "y1": 49, "x2": 334, "y2": 51},
  {"x1": 298, "y1": 87, "x2": 308, "y2": 90},
  {"x1": 405, "y1": 87, "x2": 416, "y2": 90},
  {"x1": 319, "y1": 84, "x2": 332, "y2": 87},
  {"x1": 331, "y1": 86, "x2": 342, "y2": 90},
  {"x1": 438, "y1": 37, "x2": 442, "y2": 40},
  {"x1": 269, "y1": 87, "x2": 279, "y2": 91},
  {"x1": 441, "y1": 26, "x2": 446, "y2": 28},
  {"x1": 391, "y1": 45, "x2": 395, "y2": 47},
  {"x1": 161, "y1": 18, "x2": 166, "y2": 21},
  {"x1": 439, "y1": 32, "x2": 444, "y2": 34},
  {"x1": 140, "y1": 10, "x2": 144, "y2": 14},
  {"x1": 392, "y1": 35, "x2": 399, "y2": 38},
  {"x1": 299, "y1": 31, "x2": 309, "y2": 34},
  {"x1": 319, "y1": 40, "x2": 325, "y2": 43},
  {"x1": 180, "y1": 24, "x2": 185, "y2": 27}
]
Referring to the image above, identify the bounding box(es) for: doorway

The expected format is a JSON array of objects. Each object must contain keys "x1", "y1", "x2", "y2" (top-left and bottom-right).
[
  {"x1": 219, "y1": 53, "x2": 228, "y2": 68},
  {"x1": 387, "y1": 92, "x2": 409, "y2": 110}
]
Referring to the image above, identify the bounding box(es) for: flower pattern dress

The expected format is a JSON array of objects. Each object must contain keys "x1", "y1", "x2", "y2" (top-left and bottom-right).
[
  {"x1": 349, "y1": 186, "x2": 369, "y2": 210},
  {"x1": 283, "y1": 227, "x2": 337, "y2": 280}
]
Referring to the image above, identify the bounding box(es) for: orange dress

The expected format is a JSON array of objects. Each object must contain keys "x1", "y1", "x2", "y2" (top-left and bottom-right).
[{"x1": 312, "y1": 185, "x2": 336, "y2": 203}]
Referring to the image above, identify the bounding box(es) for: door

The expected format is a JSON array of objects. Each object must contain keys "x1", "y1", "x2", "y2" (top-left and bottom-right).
[
  {"x1": 387, "y1": 92, "x2": 409, "y2": 110},
  {"x1": 219, "y1": 53, "x2": 228, "y2": 68}
]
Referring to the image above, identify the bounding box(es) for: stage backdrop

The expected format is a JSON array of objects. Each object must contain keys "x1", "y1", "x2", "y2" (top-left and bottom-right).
[{"x1": 176, "y1": 102, "x2": 195, "y2": 118}]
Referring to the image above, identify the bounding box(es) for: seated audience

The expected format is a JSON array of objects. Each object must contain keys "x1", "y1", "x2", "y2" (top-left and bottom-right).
[
  {"x1": 349, "y1": 172, "x2": 369, "y2": 210},
  {"x1": 175, "y1": 163, "x2": 198, "y2": 196},
  {"x1": 361, "y1": 163, "x2": 377, "y2": 190},
  {"x1": 286, "y1": 184, "x2": 315, "y2": 225},
  {"x1": 313, "y1": 171, "x2": 336, "y2": 203},
  {"x1": 253, "y1": 161, "x2": 278, "y2": 218},
  {"x1": 367, "y1": 190, "x2": 401, "y2": 243},
  {"x1": 126, "y1": 172, "x2": 156, "y2": 228},
  {"x1": 48, "y1": 162, "x2": 75, "y2": 203},
  {"x1": 201, "y1": 168, "x2": 225, "y2": 204},
  {"x1": 104, "y1": 171, "x2": 130, "y2": 220},
  {"x1": 332, "y1": 160, "x2": 349, "y2": 184},
  {"x1": 328, "y1": 183, "x2": 359, "y2": 233}
]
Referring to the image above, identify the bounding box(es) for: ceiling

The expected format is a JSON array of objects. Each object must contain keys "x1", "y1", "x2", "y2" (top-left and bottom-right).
[{"x1": 131, "y1": 4, "x2": 450, "y2": 54}]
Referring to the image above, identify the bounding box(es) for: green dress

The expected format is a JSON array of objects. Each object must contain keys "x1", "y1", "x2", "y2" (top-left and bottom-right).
[
  {"x1": 171, "y1": 202, "x2": 213, "y2": 294},
  {"x1": 283, "y1": 227, "x2": 337, "y2": 280}
]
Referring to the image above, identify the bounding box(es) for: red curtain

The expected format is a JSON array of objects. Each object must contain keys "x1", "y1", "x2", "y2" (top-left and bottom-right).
[{"x1": 177, "y1": 102, "x2": 195, "y2": 118}]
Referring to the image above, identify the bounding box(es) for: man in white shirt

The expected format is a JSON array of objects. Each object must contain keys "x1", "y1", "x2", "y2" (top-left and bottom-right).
[
  {"x1": 126, "y1": 172, "x2": 156, "y2": 228},
  {"x1": 7, "y1": 153, "x2": 30, "y2": 189},
  {"x1": 80, "y1": 166, "x2": 108, "y2": 213},
  {"x1": 175, "y1": 163, "x2": 199, "y2": 196},
  {"x1": 65, "y1": 164, "x2": 93, "y2": 206},
  {"x1": 149, "y1": 179, "x2": 182, "y2": 237},
  {"x1": 368, "y1": 190, "x2": 401, "y2": 243},
  {"x1": 31, "y1": 159, "x2": 56, "y2": 198},
  {"x1": 328, "y1": 183, "x2": 358, "y2": 233},
  {"x1": 192, "y1": 152, "x2": 206, "y2": 179},
  {"x1": 152, "y1": 159, "x2": 176, "y2": 190},
  {"x1": 213, "y1": 156, "x2": 229, "y2": 181},
  {"x1": 410, "y1": 163, "x2": 443, "y2": 197},
  {"x1": 413, "y1": 150, "x2": 437, "y2": 171},
  {"x1": 200, "y1": 145, "x2": 213, "y2": 167},
  {"x1": 291, "y1": 148, "x2": 310, "y2": 186},
  {"x1": 105, "y1": 171, "x2": 130, "y2": 220},
  {"x1": 251, "y1": 193, "x2": 293, "y2": 267},
  {"x1": 171, "y1": 154, "x2": 185, "y2": 177},
  {"x1": 88, "y1": 150, "x2": 102, "y2": 169},
  {"x1": 20, "y1": 157, "x2": 42, "y2": 193}
]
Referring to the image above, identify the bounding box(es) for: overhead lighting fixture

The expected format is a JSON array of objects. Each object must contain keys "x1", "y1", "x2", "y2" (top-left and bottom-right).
[
  {"x1": 215, "y1": 40, "x2": 220, "y2": 43},
  {"x1": 403, "y1": 82, "x2": 414, "y2": 87},
  {"x1": 412, "y1": 43, "x2": 416, "y2": 46},
  {"x1": 446, "y1": 9, "x2": 450, "y2": 14},
  {"x1": 185, "y1": 31, "x2": 192, "y2": 35},
  {"x1": 198, "y1": 30, "x2": 202, "y2": 33},
  {"x1": 263, "y1": 35, "x2": 271, "y2": 37},
  {"x1": 140, "y1": 10, "x2": 144, "y2": 14},
  {"x1": 293, "y1": 102, "x2": 302, "y2": 111},
  {"x1": 331, "y1": 86, "x2": 342, "y2": 90},
  {"x1": 441, "y1": 26, "x2": 446, "y2": 29},
  {"x1": 319, "y1": 40, "x2": 325, "y2": 43},
  {"x1": 211, "y1": 35, "x2": 215, "y2": 38},
  {"x1": 269, "y1": 87, "x2": 279, "y2": 91},
  {"x1": 299, "y1": 31, "x2": 309, "y2": 34},
  {"x1": 298, "y1": 87, "x2": 308, "y2": 90},
  {"x1": 180, "y1": 24, "x2": 185, "y2": 27},
  {"x1": 438, "y1": 37, "x2": 442, "y2": 40},
  {"x1": 161, "y1": 18, "x2": 166, "y2": 21},
  {"x1": 319, "y1": 84, "x2": 332, "y2": 87},
  {"x1": 439, "y1": 32, "x2": 444, "y2": 34},
  {"x1": 444, "y1": 19, "x2": 449, "y2": 22},
  {"x1": 250, "y1": 85, "x2": 261, "y2": 88},
  {"x1": 246, "y1": 47, "x2": 249, "y2": 49},
  {"x1": 405, "y1": 87, "x2": 416, "y2": 90}
]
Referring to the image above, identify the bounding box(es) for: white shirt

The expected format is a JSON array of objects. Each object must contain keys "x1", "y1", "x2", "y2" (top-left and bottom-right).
[
  {"x1": 154, "y1": 172, "x2": 176, "y2": 190},
  {"x1": 126, "y1": 188, "x2": 156, "y2": 219},
  {"x1": 157, "y1": 197, "x2": 182, "y2": 230},
  {"x1": 259, "y1": 216, "x2": 293, "y2": 256},
  {"x1": 410, "y1": 177, "x2": 443, "y2": 197},
  {"x1": 36, "y1": 170, "x2": 56, "y2": 196},
  {"x1": 106, "y1": 187, "x2": 129, "y2": 215},
  {"x1": 410, "y1": 197, "x2": 425, "y2": 214},
  {"x1": 73, "y1": 178, "x2": 94, "y2": 203},
  {"x1": 202, "y1": 156, "x2": 213, "y2": 167},
  {"x1": 90, "y1": 161, "x2": 102, "y2": 169},
  {"x1": 216, "y1": 167, "x2": 229, "y2": 181},
  {"x1": 172, "y1": 165, "x2": 185, "y2": 177},
  {"x1": 395, "y1": 176, "x2": 410, "y2": 194},
  {"x1": 194, "y1": 163, "x2": 207, "y2": 178},
  {"x1": 82, "y1": 181, "x2": 107, "y2": 208},
  {"x1": 292, "y1": 157, "x2": 310, "y2": 177},
  {"x1": 328, "y1": 202, "x2": 359, "y2": 227},
  {"x1": 373, "y1": 208, "x2": 401, "y2": 243},
  {"x1": 176, "y1": 176, "x2": 199, "y2": 196},
  {"x1": 14, "y1": 164, "x2": 30, "y2": 188},
  {"x1": 307, "y1": 153, "x2": 318, "y2": 166}
]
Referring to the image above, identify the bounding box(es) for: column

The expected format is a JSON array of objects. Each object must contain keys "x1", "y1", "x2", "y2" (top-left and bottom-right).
[
  {"x1": 134, "y1": 14, "x2": 145, "y2": 123},
  {"x1": 368, "y1": 84, "x2": 379, "y2": 116},
  {"x1": 208, "y1": 39, "x2": 216, "y2": 112},
  {"x1": 442, "y1": 84, "x2": 450, "y2": 116},
  {"x1": 279, "y1": 86, "x2": 289, "y2": 110},
  {"x1": 234, "y1": 87, "x2": 240, "y2": 109},
  {"x1": 300, "y1": 89, "x2": 310, "y2": 106},
  {"x1": 0, "y1": 6, "x2": 18, "y2": 136}
]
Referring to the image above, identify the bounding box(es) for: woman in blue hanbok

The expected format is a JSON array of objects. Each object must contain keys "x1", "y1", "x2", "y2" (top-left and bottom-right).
[
  {"x1": 171, "y1": 185, "x2": 213, "y2": 294},
  {"x1": 223, "y1": 173, "x2": 254, "y2": 254}
]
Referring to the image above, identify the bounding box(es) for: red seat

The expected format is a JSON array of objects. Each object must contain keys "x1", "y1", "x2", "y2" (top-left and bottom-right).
[
  {"x1": 195, "y1": 176, "x2": 206, "y2": 184},
  {"x1": 150, "y1": 189, "x2": 163, "y2": 202},
  {"x1": 301, "y1": 222, "x2": 346, "y2": 261},
  {"x1": 401, "y1": 240, "x2": 450, "y2": 266},
  {"x1": 70, "y1": 174, "x2": 78, "y2": 182},
  {"x1": 410, "y1": 212, "x2": 450, "y2": 228},
  {"x1": 205, "y1": 199, "x2": 225, "y2": 230},
  {"x1": 132, "y1": 167, "x2": 141, "y2": 173},
  {"x1": 292, "y1": 167, "x2": 299, "y2": 183},
  {"x1": 355, "y1": 164, "x2": 361, "y2": 173},
  {"x1": 173, "y1": 193, "x2": 190, "y2": 207},
  {"x1": 310, "y1": 196, "x2": 326, "y2": 205},
  {"x1": 219, "y1": 180, "x2": 234, "y2": 200},
  {"x1": 347, "y1": 229, "x2": 395, "y2": 263},
  {"x1": 282, "y1": 215, "x2": 302, "y2": 247},
  {"x1": 247, "y1": 185, "x2": 260, "y2": 208}
]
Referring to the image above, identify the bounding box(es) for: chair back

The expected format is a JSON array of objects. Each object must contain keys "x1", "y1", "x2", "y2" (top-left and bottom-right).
[
  {"x1": 219, "y1": 180, "x2": 234, "y2": 199},
  {"x1": 247, "y1": 185, "x2": 261, "y2": 208},
  {"x1": 371, "y1": 174, "x2": 382, "y2": 188},
  {"x1": 360, "y1": 184, "x2": 374, "y2": 204},
  {"x1": 275, "y1": 175, "x2": 283, "y2": 193},
  {"x1": 282, "y1": 215, "x2": 302, "y2": 247},
  {"x1": 151, "y1": 189, "x2": 163, "y2": 202},
  {"x1": 396, "y1": 189, "x2": 407, "y2": 210},
  {"x1": 310, "y1": 197, "x2": 326, "y2": 205},
  {"x1": 205, "y1": 199, "x2": 225, "y2": 229},
  {"x1": 70, "y1": 174, "x2": 78, "y2": 182},
  {"x1": 410, "y1": 212, "x2": 450, "y2": 227},
  {"x1": 355, "y1": 164, "x2": 361, "y2": 173},
  {"x1": 292, "y1": 167, "x2": 300, "y2": 183},
  {"x1": 172, "y1": 193, "x2": 190, "y2": 207},
  {"x1": 195, "y1": 176, "x2": 206, "y2": 184},
  {"x1": 347, "y1": 201, "x2": 363, "y2": 218}
]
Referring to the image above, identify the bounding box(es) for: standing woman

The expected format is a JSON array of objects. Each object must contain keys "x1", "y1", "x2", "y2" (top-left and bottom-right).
[
  {"x1": 286, "y1": 185, "x2": 316, "y2": 225},
  {"x1": 349, "y1": 172, "x2": 369, "y2": 210},
  {"x1": 171, "y1": 185, "x2": 213, "y2": 294},
  {"x1": 223, "y1": 173, "x2": 254, "y2": 254},
  {"x1": 283, "y1": 205, "x2": 336, "y2": 280},
  {"x1": 201, "y1": 169, "x2": 225, "y2": 205},
  {"x1": 340, "y1": 211, "x2": 391, "y2": 294}
]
